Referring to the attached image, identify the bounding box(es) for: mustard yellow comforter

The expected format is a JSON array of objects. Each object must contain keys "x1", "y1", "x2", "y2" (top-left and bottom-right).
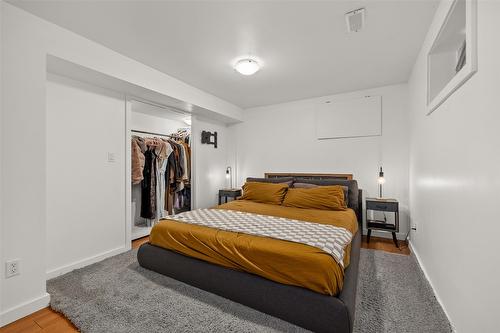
[{"x1": 149, "y1": 200, "x2": 358, "y2": 295}]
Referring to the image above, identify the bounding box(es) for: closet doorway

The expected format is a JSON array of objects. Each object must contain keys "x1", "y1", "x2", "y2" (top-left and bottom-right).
[{"x1": 127, "y1": 99, "x2": 192, "y2": 241}]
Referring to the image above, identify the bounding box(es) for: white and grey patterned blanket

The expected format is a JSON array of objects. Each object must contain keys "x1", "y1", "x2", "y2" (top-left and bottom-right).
[{"x1": 164, "y1": 208, "x2": 353, "y2": 267}]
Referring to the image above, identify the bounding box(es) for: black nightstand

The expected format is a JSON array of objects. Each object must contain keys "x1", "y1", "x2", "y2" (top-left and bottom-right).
[
  {"x1": 366, "y1": 198, "x2": 399, "y2": 248},
  {"x1": 218, "y1": 189, "x2": 242, "y2": 205}
]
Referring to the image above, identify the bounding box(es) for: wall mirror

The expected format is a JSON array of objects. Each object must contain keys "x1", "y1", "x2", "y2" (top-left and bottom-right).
[{"x1": 427, "y1": 0, "x2": 477, "y2": 115}]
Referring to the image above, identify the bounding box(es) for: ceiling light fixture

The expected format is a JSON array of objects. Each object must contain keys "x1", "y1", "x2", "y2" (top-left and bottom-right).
[{"x1": 234, "y1": 59, "x2": 260, "y2": 76}]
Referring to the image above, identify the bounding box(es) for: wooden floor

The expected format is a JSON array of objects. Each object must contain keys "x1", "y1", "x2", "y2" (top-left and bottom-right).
[
  {"x1": 361, "y1": 235, "x2": 410, "y2": 255},
  {"x1": 0, "y1": 235, "x2": 408, "y2": 332}
]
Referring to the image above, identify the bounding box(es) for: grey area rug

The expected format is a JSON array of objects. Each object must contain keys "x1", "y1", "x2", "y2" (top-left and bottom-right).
[{"x1": 48, "y1": 248, "x2": 451, "y2": 333}]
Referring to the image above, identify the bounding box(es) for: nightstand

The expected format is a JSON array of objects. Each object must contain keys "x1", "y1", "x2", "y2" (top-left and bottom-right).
[
  {"x1": 218, "y1": 189, "x2": 242, "y2": 205},
  {"x1": 366, "y1": 198, "x2": 399, "y2": 248}
]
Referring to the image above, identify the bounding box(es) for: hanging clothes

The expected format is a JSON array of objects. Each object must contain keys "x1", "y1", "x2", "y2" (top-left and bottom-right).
[
  {"x1": 168, "y1": 140, "x2": 184, "y2": 190},
  {"x1": 179, "y1": 143, "x2": 189, "y2": 182},
  {"x1": 164, "y1": 150, "x2": 177, "y2": 215},
  {"x1": 181, "y1": 142, "x2": 191, "y2": 182},
  {"x1": 132, "y1": 129, "x2": 191, "y2": 221},
  {"x1": 170, "y1": 136, "x2": 191, "y2": 213},
  {"x1": 131, "y1": 137, "x2": 146, "y2": 184},
  {"x1": 140, "y1": 147, "x2": 157, "y2": 220},
  {"x1": 156, "y1": 140, "x2": 173, "y2": 219}
]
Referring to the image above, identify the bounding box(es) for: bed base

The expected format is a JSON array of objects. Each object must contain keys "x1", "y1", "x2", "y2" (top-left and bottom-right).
[{"x1": 137, "y1": 230, "x2": 360, "y2": 333}]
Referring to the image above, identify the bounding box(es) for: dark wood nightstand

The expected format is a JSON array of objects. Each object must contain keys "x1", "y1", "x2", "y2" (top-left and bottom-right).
[
  {"x1": 218, "y1": 189, "x2": 242, "y2": 205},
  {"x1": 366, "y1": 198, "x2": 399, "y2": 248}
]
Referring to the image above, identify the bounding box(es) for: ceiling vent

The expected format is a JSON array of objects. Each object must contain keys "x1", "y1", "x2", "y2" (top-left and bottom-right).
[{"x1": 345, "y1": 8, "x2": 365, "y2": 33}]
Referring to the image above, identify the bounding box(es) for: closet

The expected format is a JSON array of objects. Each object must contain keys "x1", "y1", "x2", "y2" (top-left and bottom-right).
[
  {"x1": 130, "y1": 100, "x2": 192, "y2": 240},
  {"x1": 43, "y1": 57, "x2": 202, "y2": 280}
]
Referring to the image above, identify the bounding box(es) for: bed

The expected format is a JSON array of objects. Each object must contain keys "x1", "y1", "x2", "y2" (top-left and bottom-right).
[{"x1": 137, "y1": 173, "x2": 362, "y2": 333}]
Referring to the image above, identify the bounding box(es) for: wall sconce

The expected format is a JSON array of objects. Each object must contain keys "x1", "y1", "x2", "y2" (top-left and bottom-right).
[
  {"x1": 377, "y1": 166, "x2": 386, "y2": 198},
  {"x1": 201, "y1": 130, "x2": 217, "y2": 148},
  {"x1": 226, "y1": 166, "x2": 233, "y2": 189}
]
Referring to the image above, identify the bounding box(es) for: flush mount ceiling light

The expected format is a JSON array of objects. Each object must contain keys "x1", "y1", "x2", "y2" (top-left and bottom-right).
[{"x1": 234, "y1": 59, "x2": 260, "y2": 76}]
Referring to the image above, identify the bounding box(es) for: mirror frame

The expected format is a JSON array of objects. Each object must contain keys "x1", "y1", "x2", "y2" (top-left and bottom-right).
[{"x1": 426, "y1": 0, "x2": 477, "y2": 115}]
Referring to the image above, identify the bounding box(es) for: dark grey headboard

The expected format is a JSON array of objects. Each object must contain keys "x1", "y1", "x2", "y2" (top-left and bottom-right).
[
  {"x1": 265, "y1": 172, "x2": 353, "y2": 180},
  {"x1": 264, "y1": 173, "x2": 363, "y2": 224}
]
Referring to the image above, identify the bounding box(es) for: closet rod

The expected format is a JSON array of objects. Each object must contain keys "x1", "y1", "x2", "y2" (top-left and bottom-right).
[
  {"x1": 131, "y1": 129, "x2": 180, "y2": 138},
  {"x1": 128, "y1": 96, "x2": 191, "y2": 116}
]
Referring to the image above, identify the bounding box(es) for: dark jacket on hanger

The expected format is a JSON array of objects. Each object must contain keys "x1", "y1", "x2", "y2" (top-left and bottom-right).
[
  {"x1": 164, "y1": 149, "x2": 177, "y2": 215},
  {"x1": 168, "y1": 140, "x2": 183, "y2": 183},
  {"x1": 140, "y1": 148, "x2": 157, "y2": 219}
]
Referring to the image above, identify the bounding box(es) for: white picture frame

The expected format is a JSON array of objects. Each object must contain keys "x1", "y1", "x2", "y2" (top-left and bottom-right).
[
  {"x1": 426, "y1": 0, "x2": 477, "y2": 115},
  {"x1": 315, "y1": 95, "x2": 382, "y2": 140}
]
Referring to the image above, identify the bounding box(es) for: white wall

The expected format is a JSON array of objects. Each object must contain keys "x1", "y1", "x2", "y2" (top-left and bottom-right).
[
  {"x1": 191, "y1": 116, "x2": 231, "y2": 209},
  {"x1": 1, "y1": 3, "x2": 50, "y2": 325},
  {"x1": 0, "y1": 0, "x2": 4, "y2": 310},
  {"x1": 0, "y1": 2, "x2": 241, "y2": 325},
  {"x1": 230, "y1": 84, "x2": 410, "y2": 238},
  {"x1": 408, "y1": 1, "x2": 500, "y2": 332},
  {"x1": 131, "y1": 112, "x2": 187, "y2": 137},
  {"x1": 45, "y1": 74, "x2": 126, "y2": 278}
]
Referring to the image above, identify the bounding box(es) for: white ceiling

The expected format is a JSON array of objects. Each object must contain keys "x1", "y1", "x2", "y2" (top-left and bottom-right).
[{"x1": 9, "y1": 0, "x2": 438, "y2": 108}]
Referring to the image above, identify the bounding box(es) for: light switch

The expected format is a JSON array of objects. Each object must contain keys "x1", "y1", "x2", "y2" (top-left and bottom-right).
[{"x1": 107, "y1": 152, "x2": 116, "y2": 163}]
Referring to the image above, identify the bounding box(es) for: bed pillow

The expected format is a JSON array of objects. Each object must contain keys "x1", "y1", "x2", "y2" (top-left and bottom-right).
[
  {"x1": 282, "y1": 185, "x2": 347, "y2": 211},
  {"x1": 292, "y1": 182, "x2": 318, "y2": 189},
  {"x1": 293, "y1": 183, "x2": 349, "y2": 205},
  {"x1": 246, "y1": 177, "x2": 294, "y2": 187},
  {"x1": 293, "y1": 178, "x2": 358, "y2": 211},
  {"x1": 240, "y1": 182, "x2": 289, "y2": 205}
]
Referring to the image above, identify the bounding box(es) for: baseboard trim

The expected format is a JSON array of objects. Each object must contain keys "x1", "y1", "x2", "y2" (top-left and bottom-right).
[
  {"x1": 408, "y1": 240, "x2": 456, "y2": 332},
  {"x1": 0, "y1": 292, "x2": 50, "y2": 327},
  {"x1": 46, "y1": 246, "x2": 128, "y2": 280}
]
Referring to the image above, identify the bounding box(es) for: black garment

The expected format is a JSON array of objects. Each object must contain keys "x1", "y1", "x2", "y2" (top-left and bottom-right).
[
  {"x1": 140, "y1": 148, "x2": 157, "y2": 219},
  {"x1": 168, "y1": 140, "x2": 184, "y2": 181},
  {"x1": 174, "y1": 187, "x2": 191, "y2": 214},
  {"x1": 164, "y1": 151, "x2": 177, "y2": 215}
]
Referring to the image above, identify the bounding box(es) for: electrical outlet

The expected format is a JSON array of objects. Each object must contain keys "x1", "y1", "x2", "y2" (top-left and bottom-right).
[
  {"x1": 5, "y1": 259, "x2": 20, "y2": 278},
  {"x1": 411, "y1": 223, "x2": 417, "y2": 232}
]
